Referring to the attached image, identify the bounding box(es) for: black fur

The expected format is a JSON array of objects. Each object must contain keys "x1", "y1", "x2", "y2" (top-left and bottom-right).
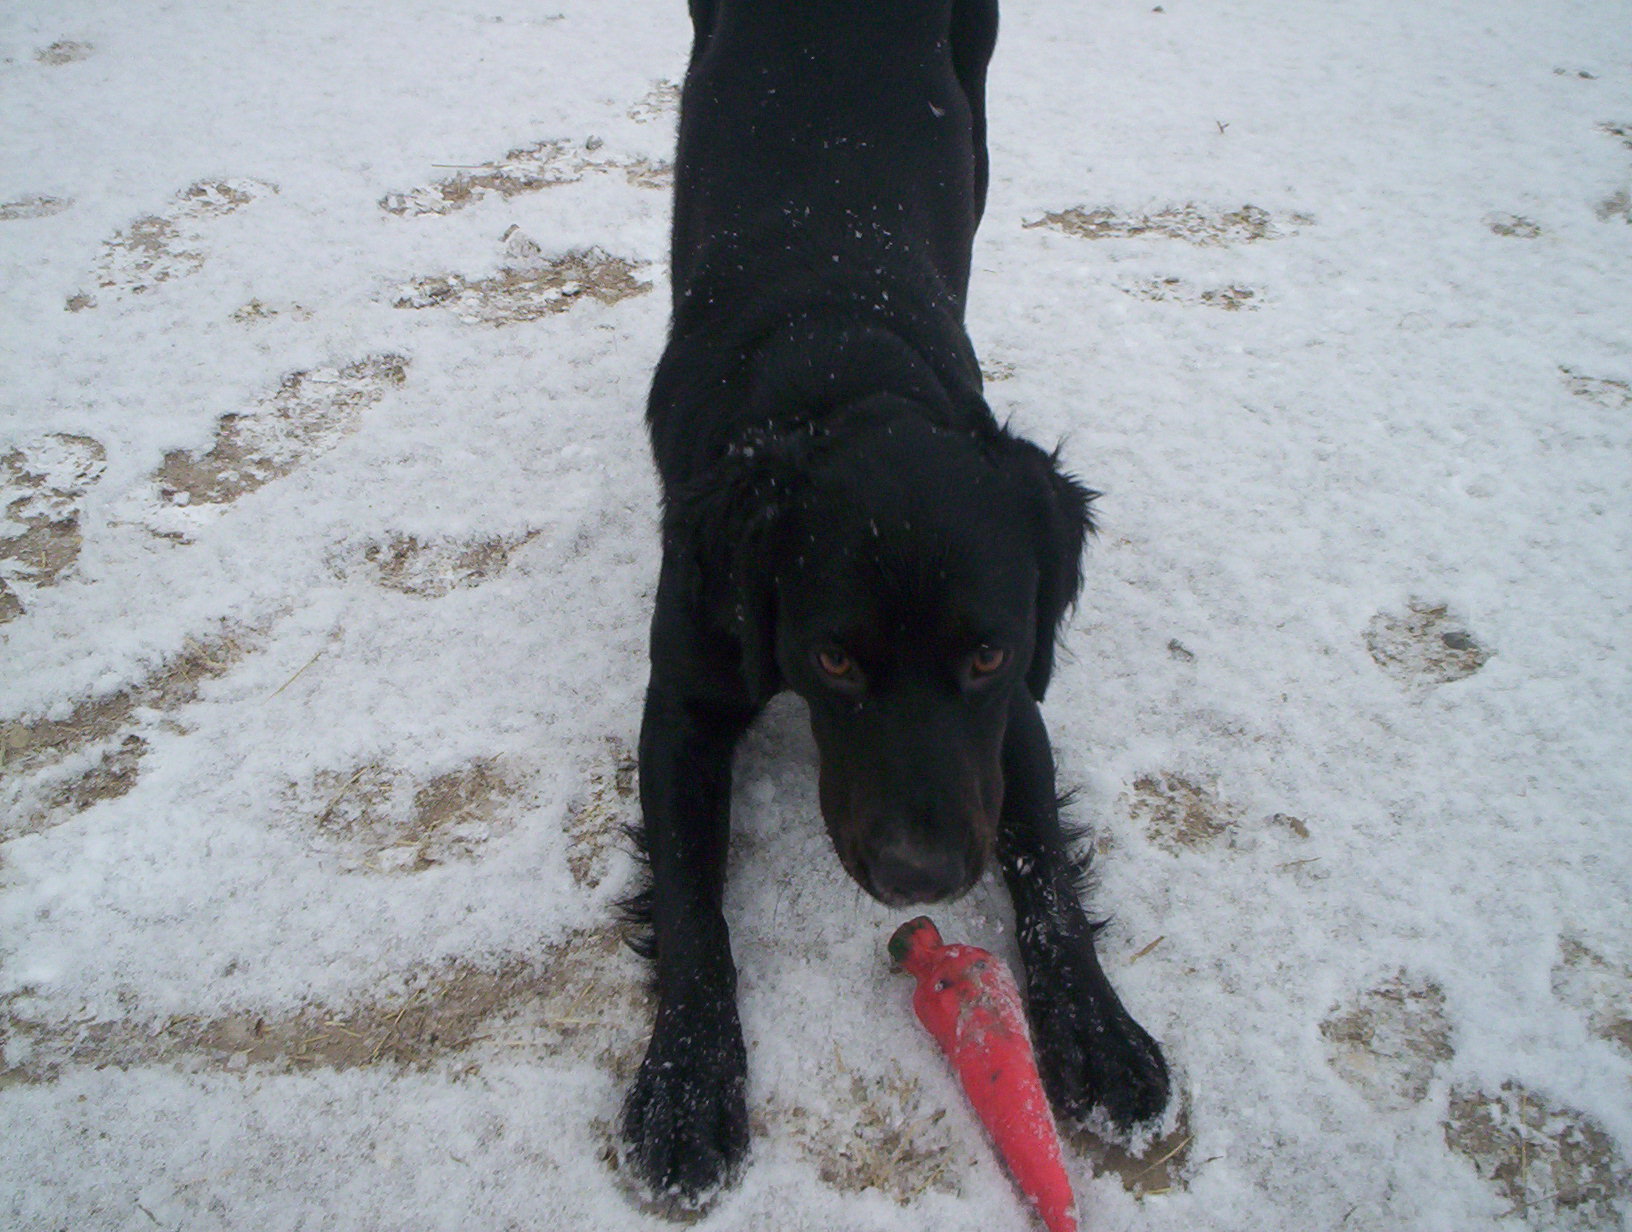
[{"x1": 623, "y1": 0, "x2": 1168, "y2": 1200}]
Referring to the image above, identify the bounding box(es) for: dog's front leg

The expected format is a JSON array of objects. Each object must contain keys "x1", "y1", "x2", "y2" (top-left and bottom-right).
[
  {"x1": 622, "y1": 673, "x2": 754, "y2": 1203},
  {"x1": 997, "y1": 689, "x2": 1171, "y2": 1131}
]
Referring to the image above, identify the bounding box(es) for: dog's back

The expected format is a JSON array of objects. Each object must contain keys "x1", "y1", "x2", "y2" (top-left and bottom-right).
[{"x1": 672, "y1": 1, "x2": 983, "y2": 308}]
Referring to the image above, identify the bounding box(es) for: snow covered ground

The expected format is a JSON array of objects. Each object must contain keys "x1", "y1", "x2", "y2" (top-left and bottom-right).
[{"x1": 3, "y1": 1, "x2": 1630, "y2": 1228}]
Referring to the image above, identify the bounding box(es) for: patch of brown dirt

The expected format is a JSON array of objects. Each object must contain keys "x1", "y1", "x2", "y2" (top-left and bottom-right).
[
  {"x1": 350, "y1": 530, "x2": 538, "y2": 598},
  {"x1": 0, "y1": 926, "x2": 652, "y2": 1087},
  {"x1": 1552, "y1": 937, "x2": 1632, "y2": 1058},
  {"x1": 1068, "y1": 1105, "x2": 1195, "y2": 1197},
  {"x1": 564, "y1": 737, "x2": 639, "y2": 889},
  {"x1": 36, "y1": 40, "x2": 94, "y2": 65},
  {"x1": 1125, "y1": 772, "x2": 1240, "y2": 853},
  {"x1": 1, "y1": 434, "x2": 106, "y2": 622},
  {"x1": 762, "y1": 1050, "x2": 961, "y2": 1204},
  {"x1": 1025, "y1": 203, "x2": 1307, "y2": 246},
  {"x1": 1486, "y1": 213, "x2": 1542, "y2": 238},
  {"x1": 152, "y1": 354, "x2": 408, "y2": 507},
  {"x1": 1443, "y1": 1081, "x2": 1628, "y2": 1230},
  {"x1": 1123, "y1": 276, "x2": 1261, "y2": 310},
  {"x1": 393, "y1": 249, "x2": 649, "y2": 324},
  {"x1": 379, "y1": 138, "x2": 668, "y2": 216},
  {"x1": 296, "y1": 757, "x2": 517, "y2": 872},
  {"x1": 90, "y1": 178, "x2": 277, "y2": 298},
  {"x1": 1562, "y1": 367, "x2": 1632, "y2": 410},
  {"x1": 0, "y1": 627, "x2": 251, "y2": 787},
  {"x1": 1364, "y1": 600, "x2": 1492, "y2": 686},
  {"x1": 1321, "y1": 971, "x2": 1454, "y2": 1111},
  {"x1": 0, "y1": 195, "x2": 73, "y2": 221}
]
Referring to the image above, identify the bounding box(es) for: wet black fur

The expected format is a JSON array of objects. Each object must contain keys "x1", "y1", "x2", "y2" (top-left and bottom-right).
[{"x1": 621, "y1": 0, "x2": 1169, "y2": 1201}]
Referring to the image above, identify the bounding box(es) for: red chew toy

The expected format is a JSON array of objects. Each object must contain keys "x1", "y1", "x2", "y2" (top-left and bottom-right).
[{"x1": 889, "y1": 916, "x2": 1078, "y2": 1232}]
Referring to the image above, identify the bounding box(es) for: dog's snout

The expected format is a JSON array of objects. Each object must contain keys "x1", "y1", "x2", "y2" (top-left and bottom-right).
[{"x1": 864, "y1": 833, "x2": 970, "y2": 905}]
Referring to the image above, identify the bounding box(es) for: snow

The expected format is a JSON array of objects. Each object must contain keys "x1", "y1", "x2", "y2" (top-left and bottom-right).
[{"x1": 3, "y1": 1, "x2": 1630, "y2": 1229}]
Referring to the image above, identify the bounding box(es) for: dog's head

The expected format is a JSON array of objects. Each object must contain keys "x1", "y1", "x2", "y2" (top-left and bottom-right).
[{"x1": 671, "y1": 407, "x2": 1093, "y2": 906}]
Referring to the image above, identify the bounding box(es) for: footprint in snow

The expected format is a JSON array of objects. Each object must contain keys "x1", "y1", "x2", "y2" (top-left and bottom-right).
[
  {"x1": 342, "y1": 530, "x2": 541, "y2": 599},
  {"x1": 379, "y1": 136, "x2": 669, "y2": 217},
  {"x1": 77, "y1": 178, "x2": 277, "y2": 304},
  {"x1": 393, "y1": 239, "x2": 650, "y2": 326},
  {"x1": 0, "y1": 626, "x2": 253, "y2": 840},
  {"x1": 0, "y1": 195, "x2": 73, "y2": 221},
  {"x1": 146, "y1": 353, "x2": 408, "y2": 533},
  {"x1": 293, "y1": 758, "x2": 519, "y2": 874},
  {"x1": 35, "y1": 39, "x2": 94, "y2": 65},
  {"x1": 1122, "y1": 276, "x2": 1263, "y2": 310},
  {"x1": 0, "y1": 434, "x2": 106, "y2": 625},
  {"x1": 1124, "y1": 771, "x2": 1240, "y2": 854},
  {"x1": 1364, "y1": 600, "x2": 1491, "y2": 687},
  {"x1": 1443, "y1": 1081, "x2": 1626, "y2": 1231},
  {"x1": 1320, "y1": 970, "x2": 1454, "y2": 1112},
  {"x1": 1024, "y1": 202, "x2": 1312, "y2": 246}
]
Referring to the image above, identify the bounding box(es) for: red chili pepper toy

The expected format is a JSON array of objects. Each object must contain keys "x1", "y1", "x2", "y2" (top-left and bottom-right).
[{"x1": 889, "y1": 916, "x2": 1078, "y2": 1232}]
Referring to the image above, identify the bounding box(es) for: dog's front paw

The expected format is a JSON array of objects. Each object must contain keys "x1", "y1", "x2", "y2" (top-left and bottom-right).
[
  {"x1": 621, "y1": 1012, "x2": 749, "y2": 1206},
  {"x1": 1024, "y1": 942, "x2": 1170, "y2": 1131}
]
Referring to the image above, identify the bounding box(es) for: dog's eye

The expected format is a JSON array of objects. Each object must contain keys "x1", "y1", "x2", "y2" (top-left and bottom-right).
[
  {"x1": 816, "y1": 648, "x2": 856, "y2": 679},
  {"x1": 969, "y1": 646, "x2": 1008, "y2": 677}
]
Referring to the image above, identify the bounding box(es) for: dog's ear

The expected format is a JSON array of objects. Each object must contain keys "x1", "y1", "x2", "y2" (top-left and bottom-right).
[
  {"x1": 664, "y1": 436, "x2": 806, "y2": 700},
  {"x1": 999, "y1": 433, "x2": 1097, "y2": 699}
]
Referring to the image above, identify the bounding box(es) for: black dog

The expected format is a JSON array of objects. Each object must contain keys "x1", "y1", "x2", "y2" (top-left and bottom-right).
[{"x1": 624, "y1": 0, "x2": 1169, "y2": 1200}]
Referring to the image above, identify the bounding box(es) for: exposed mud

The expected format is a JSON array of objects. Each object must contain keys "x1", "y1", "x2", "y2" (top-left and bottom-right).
[
  {"x1": 0, "y1": 433, "x2": 105, "y2": 623},
  {"x1": 1068, "y1": 1106, "x2": 1196, "y2": 1197},
  {"x1": 1025, "y1": 203, "x2": 1308, "y2": 246},
  {"x1": 293, "y1": 758, "x2": 519, "y2": 873},
  {"x1": 1125, "y1": 772, "x2": 1240, "y2": 853},
  {"x1": 380, "y1": 138, "x2": 669, "y2": 217},
  {"x1": 1321, "y1": 971, "x2": 1454, "y2": 1111},
  {"x1": 564, "y1": 738, "x2": 639, "y2": 889},
  {"x1": 393, "y1": 248, "x2": 649, "y2": 325},
  {"x1": 1364, "y1": 600, "x2": 1492, "y2": 686},
  {"x1": 152, "y1": 354, "x2": 408, "y2": 509},
  {"x1": 1123, "y1": 276, "x2": 1261, "y2": 310},
  {"x1": 1443, "y1": 1081, "x2": 1628, "y2": 1229},
  {"x1": 89, "y1": 178, "x2": 277, "y2": 298},
  {"x1": 0, "y1": 925, "x2": 651, "y2": 1087}
]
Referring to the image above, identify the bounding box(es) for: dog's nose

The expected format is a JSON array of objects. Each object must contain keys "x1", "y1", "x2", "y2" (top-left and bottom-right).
[{"x1": 866, "y1": 835, "x2": 968, "y2": 905}]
